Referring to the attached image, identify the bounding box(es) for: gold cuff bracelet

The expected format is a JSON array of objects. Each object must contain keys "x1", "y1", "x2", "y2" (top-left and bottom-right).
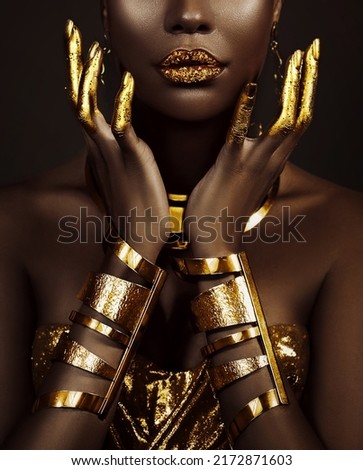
[
  {"x1": 192, "y1": 251, "x2": 288, "y2": 407},
  {"x1": 229, "y1": 388, "x2": 281, "y2": 444},
  {"x1": 53, "y1": 334, "x2": 116, "y2": 380},
  {"x1": 208, "y1": 355, "x2": 269, "y2": 393},
  {"x1": 69, "y1": 310, "x2": 129, "y2": 346},
  {"x1": 33, "y1": 390, "x2": 104, "y2": 414},
  {"x1": 172, "y1": 253, "x2": 242, "y2": 277},
  {"x1": 202, "y1": 325, "x2": 261, "y2": 357},
  {"x1": 78, "y1": 272, "x2": 150, "y2": 334},
  {"x1": 113, "y1": 238, "x2": 164, "y2": 284},
  {"x1": 191, "y1": 275, "x2": 256, "y2": 331}
]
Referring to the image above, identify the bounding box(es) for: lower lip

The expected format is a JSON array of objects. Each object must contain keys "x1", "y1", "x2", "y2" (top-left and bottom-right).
[{"x1": 159, "y1": 65, "x2": 224, "y2": 84}]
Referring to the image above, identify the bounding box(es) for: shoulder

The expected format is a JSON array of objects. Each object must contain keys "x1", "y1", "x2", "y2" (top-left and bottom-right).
[
  {"x1": 282, "y1": 163, "x2": 363, "y2": 257},
  {"x1": 284, "y1": 163, "x2": 363, "y2": 220},
  {"x1": 0, "y1": 152, "x2": 90, "y2": 247}
]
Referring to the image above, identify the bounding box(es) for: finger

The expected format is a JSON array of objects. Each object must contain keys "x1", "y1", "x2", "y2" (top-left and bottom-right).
[
  {"x1": 77, "y1": 42, "x2": 103, "y2": 134},
  {"x1": 296, "y1": 38, "x2": 320, "y2": 131},
  {"x1": 64, "y1": 19, "x2": 83, "y2": 109},
  {"x1": 268, "y1": 49, "x2": 303, "y2": 137},
  {"x1": 226, "y1": 83, "x2": 257, "y2": 145},
  {"x1": 111, "y1": 71, "x2": 135, "y2": 139}
]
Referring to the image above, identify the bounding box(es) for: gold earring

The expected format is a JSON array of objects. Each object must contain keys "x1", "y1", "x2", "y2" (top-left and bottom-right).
[
  {"x1": 270, "y1": 22, "x2": 284, "y2": 93},
  {"x1": 101, "y1": 34, "x2": 112, "y2": 85}
]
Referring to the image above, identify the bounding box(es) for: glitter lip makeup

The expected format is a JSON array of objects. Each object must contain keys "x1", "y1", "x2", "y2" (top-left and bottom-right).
[{"x1": 159, "y1": 49, "x2": 224, "y2": 84}]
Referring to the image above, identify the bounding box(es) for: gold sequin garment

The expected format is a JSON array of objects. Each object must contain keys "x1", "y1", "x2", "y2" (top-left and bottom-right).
[{"x1": 31, "y1": 323, "x2": 309, "y2": 450}]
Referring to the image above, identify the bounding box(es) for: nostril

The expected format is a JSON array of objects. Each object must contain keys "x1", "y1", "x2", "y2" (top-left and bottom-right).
[
  {"x1": 170, "y1": 23, "x2": 211, "y2": 34},
  {"x1": 171, "y1": 24, "x2": 185, "y2": 33},
  {"x1": 197, "y1": 25, "x2": 210, "y2": 33}
]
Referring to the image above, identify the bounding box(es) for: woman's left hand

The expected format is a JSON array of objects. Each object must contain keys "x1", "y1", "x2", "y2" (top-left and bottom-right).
[{"x1": 185, "y1": 40, "x2": 320, "y2": 257}]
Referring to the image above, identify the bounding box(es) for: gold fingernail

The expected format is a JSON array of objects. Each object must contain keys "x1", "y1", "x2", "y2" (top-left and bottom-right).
[
  {"x1": 89, "y1": 41, "x2": 100, "y2": 59},
  {"x1": 293, "y1": 50, "x2": 303, "y2": 69},
  {"x1": 312, "y1": 38, "x2": 320, "y2": 61},
  {"x1": 123, "y1": 71, "x2": 132, "y2": 88},
  {"x1": 65, "y1": 19, "x2": 74, "y2": 39}
]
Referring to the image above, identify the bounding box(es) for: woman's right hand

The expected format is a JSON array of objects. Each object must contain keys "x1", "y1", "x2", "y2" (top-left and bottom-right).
[{"x1": 65, "y1": 20, "x2": 169, "y2": 262}]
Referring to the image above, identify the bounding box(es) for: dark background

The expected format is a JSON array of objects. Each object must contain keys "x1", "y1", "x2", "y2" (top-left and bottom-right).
[{"x1": 1, "y1": 0, "x2": 362, "y2": 192}]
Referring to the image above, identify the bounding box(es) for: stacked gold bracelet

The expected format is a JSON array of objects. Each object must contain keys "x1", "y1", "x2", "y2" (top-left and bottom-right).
[
  {"x1": 184, "y1": 251, "x2": 288, "y2": 445},
  {"x1": 33, "y1": 238, "x2": 167, "y2": 419}
]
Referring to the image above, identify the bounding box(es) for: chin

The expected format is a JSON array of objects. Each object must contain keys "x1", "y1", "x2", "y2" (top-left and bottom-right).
[{"x1": 135, "y1": 80, "x2": 238, "y2": 123}]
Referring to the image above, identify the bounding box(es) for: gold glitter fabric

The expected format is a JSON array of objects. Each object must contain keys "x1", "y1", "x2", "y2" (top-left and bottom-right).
[
  {"x1": 269, "y1": 324, "x2": 309, "y2": 400},
  {"x1": 31, "y1": 323, "x2": 309, "y2": 449},
  {"x1": 31, "y1": 324, "x2": 70, "y2": 391}
]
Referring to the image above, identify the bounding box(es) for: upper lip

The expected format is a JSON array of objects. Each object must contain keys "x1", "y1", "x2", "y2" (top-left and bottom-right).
[{"x1": 160, "y1": 49, "x2": 223, "y2": 67}]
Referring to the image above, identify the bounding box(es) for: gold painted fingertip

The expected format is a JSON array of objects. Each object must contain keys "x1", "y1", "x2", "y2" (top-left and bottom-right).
[
  {"x1": 65, "y1": 19, "x2": 74, "y2": 39},
  {"x1": 88, "y1": 41, "x2": 101, "y2": 60},
  {"x1": 292, "y1": 49, "x2": 303, "y2": 70},
  {"x1": 311, "y1": 38, "x2": 321, "y2": 61},
  {"x1": 122, "y1": 71, "x2": 135, "y2": 93}
]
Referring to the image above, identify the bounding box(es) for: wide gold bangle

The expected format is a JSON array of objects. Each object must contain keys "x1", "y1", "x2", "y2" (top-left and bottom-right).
[
  {"x1": 112, "y1": 238, "x2": 163, "y2": 284},
  {"x1": 202, "y1": 326, "x2": 260, "y2": 357},
  {"x1": 228, "y1": 388, "x2": 281, "y2": 444},
  {"x1": 78, "y1": 272, "x2": 150, "y2": 334},
  {"x1": 208, "y1": 355, "x2": 269, "y2": 393},
  {"x1": 33, "y1": 390, "x2": 104, "y2": 414},
  {"x1": 172, "y1": 253, "x2": 242, "y2": 277},
  {"x1": 53, "y1": 334, "x2": 116, "y2": 380},
  {"x1": 191, "y1": 276, "x2": 256, "y2": 331},
  {"x1": 69, "y1": 310, "x2": 129, "y2": 347}
]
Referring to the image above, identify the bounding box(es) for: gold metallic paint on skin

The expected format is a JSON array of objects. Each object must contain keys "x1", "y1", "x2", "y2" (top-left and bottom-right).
[
  {"x1": 269, "y1": 48, "x2": 303, "y2": 136},
  {"x1": 269, "y1": 39, "x2": 320, "y2": 136},
  {"x1": 112, "y1": 71, "x2": 135, "y2": 137},
  {"x1": 227, "y1": 83, "x2": 257, "y2": 145},
  {"x1": 78, "y1": 42, "x2": 103, "y2": 134},
  {"x1": 65, "y1": 19, "x2": 83, "y2": 108},
  {"x1": 160, "y1": 49, "x2": 224, "y2": 84},
  {"x1": 296, "y1": 38, "x2": 320, "y2": 128}
]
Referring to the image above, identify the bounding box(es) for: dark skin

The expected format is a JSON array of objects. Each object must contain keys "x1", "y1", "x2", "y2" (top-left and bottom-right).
[{"x1": 1, "y1": 0, "x2": 363, "y2": 450}]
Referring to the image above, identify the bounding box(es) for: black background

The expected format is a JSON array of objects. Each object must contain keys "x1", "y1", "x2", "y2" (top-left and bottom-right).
[{"x1": 1, "y1": 0, "x2": 362, "y2": 192}]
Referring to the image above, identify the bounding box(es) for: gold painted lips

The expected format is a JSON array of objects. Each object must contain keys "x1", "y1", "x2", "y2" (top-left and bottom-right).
[{"x1": 159, "y1": 49, "x2": 224, "y2": 84}]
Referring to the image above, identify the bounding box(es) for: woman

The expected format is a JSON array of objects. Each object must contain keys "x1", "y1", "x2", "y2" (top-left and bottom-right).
[{"x1": 1, "y1": 0, "x2": 362, "y2": 450}]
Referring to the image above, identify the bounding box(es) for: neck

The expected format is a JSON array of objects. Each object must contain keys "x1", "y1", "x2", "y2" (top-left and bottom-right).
[{"x1": 133, "y1": 102, "x2": 232, "y2": 194}]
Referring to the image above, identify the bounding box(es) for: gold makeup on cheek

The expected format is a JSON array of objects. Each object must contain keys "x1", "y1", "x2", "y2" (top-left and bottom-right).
[{"x1": 112, "y1": 72, "x2": 135, "y2": 137}]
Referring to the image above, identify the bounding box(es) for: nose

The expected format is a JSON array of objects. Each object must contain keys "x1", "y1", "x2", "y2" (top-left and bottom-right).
[{"x1": 164, "y1": 0, "x2": 215, "y2": 34}]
